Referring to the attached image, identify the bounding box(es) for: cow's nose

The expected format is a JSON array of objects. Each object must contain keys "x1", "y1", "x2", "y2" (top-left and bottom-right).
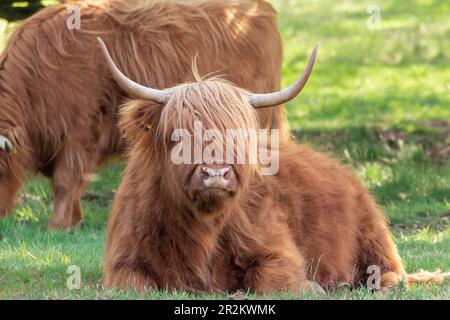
[{"x1": 201, "y1": 166, "x2": 232, "y2": 188}]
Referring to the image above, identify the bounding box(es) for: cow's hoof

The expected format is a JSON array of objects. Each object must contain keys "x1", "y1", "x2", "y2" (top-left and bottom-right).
[
  {"x1": 302, "y1": 281, "x2": 326, "y2": 295},
  {"x1": 311, "y1": 281, "x2": 326, "y2": 295},
  {"x1": 47, "y1": 220, "x2": 73, "y2": 231}
]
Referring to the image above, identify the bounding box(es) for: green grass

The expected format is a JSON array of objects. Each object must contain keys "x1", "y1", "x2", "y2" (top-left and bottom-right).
[{"x1": 0, "y1": 0, "x2": 449, "y2": 300}]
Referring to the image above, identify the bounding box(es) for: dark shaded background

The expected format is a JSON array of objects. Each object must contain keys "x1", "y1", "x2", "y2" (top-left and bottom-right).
[{"x1": 0, "y1": 0, "x2": 47, "y2": 21}]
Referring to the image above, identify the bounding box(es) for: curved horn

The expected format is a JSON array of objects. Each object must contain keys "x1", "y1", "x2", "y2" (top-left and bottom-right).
[
  {"x1": 247, "y1": 44, "x2": 319, "y2": 108},
  {"x1": 97, "y1": 37, "x2": 170, "y2": 104},
  {"x1": 0, "y1": 135, "x2": 13, "y2": 153}
]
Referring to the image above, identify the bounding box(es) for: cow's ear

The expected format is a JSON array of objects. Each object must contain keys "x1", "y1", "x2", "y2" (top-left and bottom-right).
[{"x1": 119, "y1": 100, "x2": 162, "y2": 143}]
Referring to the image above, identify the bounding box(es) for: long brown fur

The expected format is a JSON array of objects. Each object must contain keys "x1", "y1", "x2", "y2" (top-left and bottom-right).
[
  {"x1": 0, "y1": 0, "x2": 283, "y2": 228},
  {"x1": 104, "y1": 78, "x2": 447, "y2": 294}
]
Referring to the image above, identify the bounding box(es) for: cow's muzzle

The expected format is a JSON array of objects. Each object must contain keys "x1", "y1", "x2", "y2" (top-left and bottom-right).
[{"x1": 187, "y1": 164, "x2": 238, "y2": 212}]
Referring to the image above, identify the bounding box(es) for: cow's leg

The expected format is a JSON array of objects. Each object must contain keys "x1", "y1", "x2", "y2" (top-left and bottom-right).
[
  {"x1": 357, "y1": 243, "x2": 405, "y2": 291},
  {"x1": 244, "y1": 248, "x2": 309, "y2": 294},
  {"x1": 355, "y1": 195, "x2": 405, "y2": 290},
  {"x1": 71, "y1": 199, "x2": 83, "y2": 227},
  {"x1": 105, "y1": 267, "x2": 157, "y2": 293},
  {"x1": 49, "y1": 174, "x2": 84, "y2": 230},
  {"x1": 353, "y1": 194, "x2": 446, "y2": 290},
  {"x1": 0, "y1": 171, "x2": 23, "y2": 217},
  {"x1": 48, "y1": 145, "x2": 93, "y2": 229}
]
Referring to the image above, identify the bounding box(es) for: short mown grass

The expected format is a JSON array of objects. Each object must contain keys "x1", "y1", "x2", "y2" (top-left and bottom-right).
[{"x1": 0, "y1": 0, "x2": 449, "y2": 299}]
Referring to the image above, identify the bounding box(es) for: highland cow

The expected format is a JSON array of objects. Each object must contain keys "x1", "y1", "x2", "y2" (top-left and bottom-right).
[
  {"x1": 0, "y1": 0, "x2": 283, "y2": 229},
  {"x1": 100, "y1": 40, "x2": 447, "y2": 294}
]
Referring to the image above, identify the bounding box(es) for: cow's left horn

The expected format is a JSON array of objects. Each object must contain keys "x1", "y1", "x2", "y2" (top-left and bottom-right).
[
  {"x1": 97, "y1": 38, "x2": 170, "y2": 104},
  {"x1": 0, "y1": 135, "x2": 13, "y2": 153},
  {"x1": 247, "y1": 44, "x2": 319, "y2": 108}
]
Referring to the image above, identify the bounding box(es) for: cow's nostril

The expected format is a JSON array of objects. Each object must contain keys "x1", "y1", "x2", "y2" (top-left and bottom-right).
[
  {"x1": 223, "y1": 169, "x2": 231, "y2": 180},
  {"x1": 202, "y1": 170, "x2": 210, "y2": 180}
]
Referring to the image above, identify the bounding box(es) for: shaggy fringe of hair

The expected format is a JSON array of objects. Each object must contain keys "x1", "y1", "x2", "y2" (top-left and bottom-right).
[
  {"x1": 161, "y1": 78, "x2": 258, "y2": 148},
  {"x1": 118, "y1": 75, "x2": 261, "y2": 187}
]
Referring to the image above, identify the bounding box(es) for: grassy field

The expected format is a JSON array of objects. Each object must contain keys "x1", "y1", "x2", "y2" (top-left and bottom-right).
[{"x1": 0, "y1": 0, "x2": 449, "y2": 300}]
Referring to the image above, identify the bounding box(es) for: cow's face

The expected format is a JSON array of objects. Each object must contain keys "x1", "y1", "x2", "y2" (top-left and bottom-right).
[{"x1": 121, "y1": 80, "x2": 258, "y2": 214}]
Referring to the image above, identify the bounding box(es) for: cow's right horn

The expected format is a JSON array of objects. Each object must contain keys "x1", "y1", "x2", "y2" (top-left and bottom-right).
[
  {"x1": 0, "y1": 135, "x2": 13, "y2": 154},
  {"x1": 97, "y1": 38, "x2": 171, "y2": 104},
  {"x1": 247, "y1": 44, "x2": 319, "y2": 108}
]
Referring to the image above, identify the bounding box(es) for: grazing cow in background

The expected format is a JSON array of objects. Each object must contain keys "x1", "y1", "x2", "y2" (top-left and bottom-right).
[
  {"x1": 0, "y1": 0, "x2": 284, "y2": 229},
  {"x1": 100, "y1": 40, "x2": 448, "y2": 294}
]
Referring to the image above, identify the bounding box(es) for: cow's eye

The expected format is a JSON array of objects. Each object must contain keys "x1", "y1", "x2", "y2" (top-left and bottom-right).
[{"x1": 144, "y1": 123, "x2": 153, "y2": 131}]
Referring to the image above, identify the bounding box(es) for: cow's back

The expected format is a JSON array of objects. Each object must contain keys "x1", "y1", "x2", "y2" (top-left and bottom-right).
[{"x1": 0, "y1": 0, "x2": 284, "y2": 168}]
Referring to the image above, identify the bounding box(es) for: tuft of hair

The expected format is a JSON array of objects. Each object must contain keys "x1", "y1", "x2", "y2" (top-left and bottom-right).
[{"x1": 406, "y1": 269, "x2": 450, "y2": 285}]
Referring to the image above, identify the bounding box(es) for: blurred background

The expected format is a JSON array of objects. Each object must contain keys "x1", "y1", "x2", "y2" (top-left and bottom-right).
[{"x1": 0, "y1": 0, "x2": 448, "y2": 299}]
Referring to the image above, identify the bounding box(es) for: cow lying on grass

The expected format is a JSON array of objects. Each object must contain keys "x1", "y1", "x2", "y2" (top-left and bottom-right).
[
  {"x1": 0, "y1": 0, "x2": 283, "y2": 229},
  {"x1": 99, "y1": 39, "x2": 447, "y2": 293}
]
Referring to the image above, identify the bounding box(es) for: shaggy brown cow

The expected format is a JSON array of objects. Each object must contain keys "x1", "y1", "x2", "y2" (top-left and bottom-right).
[
  {"x1": 0, "y1": 0, "x2": 283, "y2": 229},
  {"x1": 100, "y1": 41, "x2": 447, "y2": 293}
]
